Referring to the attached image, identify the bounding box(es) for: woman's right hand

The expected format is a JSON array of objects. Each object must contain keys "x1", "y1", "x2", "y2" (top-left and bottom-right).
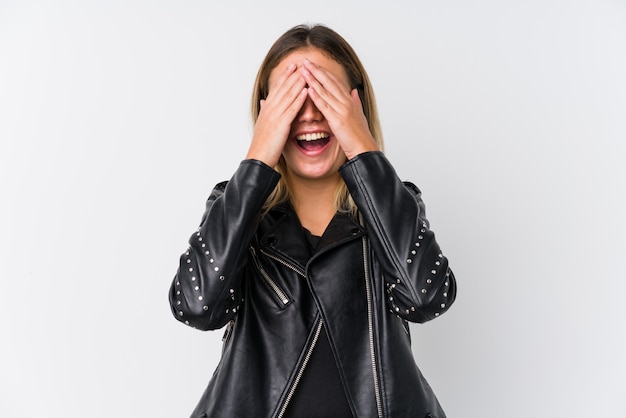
[{"x1": 246, "y1": 63, "x2": 308, "y2": 167}]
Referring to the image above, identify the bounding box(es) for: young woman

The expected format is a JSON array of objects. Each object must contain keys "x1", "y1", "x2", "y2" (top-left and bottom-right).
[{"x1": 169, "y1": 24, "x2": 456, "y2": 418}]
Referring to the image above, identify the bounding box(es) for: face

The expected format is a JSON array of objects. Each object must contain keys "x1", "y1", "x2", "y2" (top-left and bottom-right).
[{"x1": 268, "y1": 48, "x2": 351, "y2": 182}]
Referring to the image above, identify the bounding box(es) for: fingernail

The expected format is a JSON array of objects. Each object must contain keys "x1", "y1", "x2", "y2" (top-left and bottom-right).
[{"x1": 288, "y1": 63, "x2": 296, "y2": 70}]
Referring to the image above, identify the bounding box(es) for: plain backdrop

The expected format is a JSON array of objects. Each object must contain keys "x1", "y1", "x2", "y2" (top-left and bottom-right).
[{"x1": 1, "y1": 1, "x2": 625, "y2": 417}]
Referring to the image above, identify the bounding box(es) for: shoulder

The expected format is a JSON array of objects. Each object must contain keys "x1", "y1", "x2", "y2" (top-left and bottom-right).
[
  {"x1": 207, "y1": 180, "x2": 229, "y2": 202},
  {"x1": 402, "y1": 181, "x2": 422, "y2": 197}
]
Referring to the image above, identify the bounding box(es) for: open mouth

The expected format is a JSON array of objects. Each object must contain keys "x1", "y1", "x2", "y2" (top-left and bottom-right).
[{"x1": 295, "y1": 132, "x2": 330, "y2": 151}]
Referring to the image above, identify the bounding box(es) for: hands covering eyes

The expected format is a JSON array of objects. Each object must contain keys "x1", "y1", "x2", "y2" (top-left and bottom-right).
[{"x1": 246, "y1": 59, "x2": 378, "y2": 168}]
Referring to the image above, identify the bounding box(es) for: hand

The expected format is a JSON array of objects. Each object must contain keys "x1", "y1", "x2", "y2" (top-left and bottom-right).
[
  {"x1": 246, "y1": 63, "x2": 308, "y2": 167},
  {"x1": 301, "y1": 59, "x2": 379, "y2": 160}
]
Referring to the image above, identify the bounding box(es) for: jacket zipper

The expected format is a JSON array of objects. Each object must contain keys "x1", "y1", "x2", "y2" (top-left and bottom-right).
[
  {"x1": 249, "y1": 246, "x2": 291, "y2": 305},
  {"x1": 259, "y1": 248, "x2": 306, "y2": 277},
  {"x1": 362, "y1": 233, "x2": 383, "y2": 417},
  {"x1": 221, "y1": 319, "x2": 235, "y2": 354},
  {"x1": 277, "y1": 318, "x2": 324, "y2": 418}
]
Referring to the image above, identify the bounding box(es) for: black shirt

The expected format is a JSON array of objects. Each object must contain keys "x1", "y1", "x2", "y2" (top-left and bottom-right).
[{"x1": 282, "y1": 229, "x2": 353, "y2": 418}]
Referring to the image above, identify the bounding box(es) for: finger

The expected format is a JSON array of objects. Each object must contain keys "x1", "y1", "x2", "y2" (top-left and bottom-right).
[
  {"x1": 300, "y1": 69, "x2": 336, "y2": 115},
  {"x1": 350, "y1": 89, "x2": 364, "y2": 111},
  {"x1": 268, "y1": 63, "x2": 297, "y2": 96},
  {"x1": 302, "y1": 59, "x2": 351, "y2": 99},
  {"x1": 300, "y1": 69, "x2": 351, "y2": 117},
  {"x1": 266, "y1": 67, "x2": 304, "y2": 103},
  {"x1": 264, "y1": 67, "x2": 300, "y2": 110},
  {"x1": 285, "y1": 87, "x2": 309, "y2": 118}
]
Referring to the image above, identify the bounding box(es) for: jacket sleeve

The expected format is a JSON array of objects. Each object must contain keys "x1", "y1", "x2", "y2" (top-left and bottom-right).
[
  {"x1": 340, "y1": 151, "x2": 456, "y2": 323},
  {"x1": 169, "y1": 159, "x2": 281, "y2": 331}
]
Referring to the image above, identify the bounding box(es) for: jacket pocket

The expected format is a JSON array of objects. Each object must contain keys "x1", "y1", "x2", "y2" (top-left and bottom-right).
[{"x1": 249, "y1": 246, "x2": 292, "y2": 309}]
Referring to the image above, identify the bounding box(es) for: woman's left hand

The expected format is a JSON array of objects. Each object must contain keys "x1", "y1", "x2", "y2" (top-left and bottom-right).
[{"x1": 301, "y1": 59, "x2": 379, "y2": 160}]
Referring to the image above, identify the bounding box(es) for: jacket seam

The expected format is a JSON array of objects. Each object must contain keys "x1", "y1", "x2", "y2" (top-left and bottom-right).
[{"x1": 346, "y1": 161, "x2": 420, "y2": 305}]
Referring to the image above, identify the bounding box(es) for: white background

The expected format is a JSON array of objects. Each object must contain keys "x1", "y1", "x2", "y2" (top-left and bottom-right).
[{"x1": 1, "y1": 1, "x2": 625, "y2": 417}]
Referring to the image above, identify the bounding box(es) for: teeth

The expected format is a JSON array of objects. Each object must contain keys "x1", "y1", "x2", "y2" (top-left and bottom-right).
[{"x1": 296, "y1": 132, "x2": 330, "y2": 141}]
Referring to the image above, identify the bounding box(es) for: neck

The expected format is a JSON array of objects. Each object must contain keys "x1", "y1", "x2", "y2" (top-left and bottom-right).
[{"x1": 289, "y1": 174, "x2": 341, "y2": 236}]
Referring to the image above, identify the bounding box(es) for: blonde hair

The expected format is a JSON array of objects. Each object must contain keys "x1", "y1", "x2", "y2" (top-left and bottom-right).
[{"x1": 251, "y1": 24, "x2": 384, "y2": 216}]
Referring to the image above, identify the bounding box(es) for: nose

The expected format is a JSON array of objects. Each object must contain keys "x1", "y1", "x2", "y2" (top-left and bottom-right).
[{"x1": 297, "y1": 96, "x2": 324, "y2": 123}]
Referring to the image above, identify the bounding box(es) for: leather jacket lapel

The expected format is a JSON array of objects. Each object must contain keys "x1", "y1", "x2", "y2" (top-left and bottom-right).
[{"x1": 260, "y1": 205, "x2": 367, "y2": 269}]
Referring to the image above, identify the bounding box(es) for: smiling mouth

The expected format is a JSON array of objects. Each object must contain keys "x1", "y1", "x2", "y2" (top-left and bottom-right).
[{"x1": 295, "y1": 132, "x2": 330, "y2": 151}]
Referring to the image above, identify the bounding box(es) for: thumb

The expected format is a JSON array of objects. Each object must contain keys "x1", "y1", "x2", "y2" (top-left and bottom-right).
[{"x1": 350, "y1": 89, "x2": 363, "y2": 110}]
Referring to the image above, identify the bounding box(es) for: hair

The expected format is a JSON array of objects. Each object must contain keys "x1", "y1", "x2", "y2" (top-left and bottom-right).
[{"x1": 251, "y1": 24, "x2": 384, "y2": 216}]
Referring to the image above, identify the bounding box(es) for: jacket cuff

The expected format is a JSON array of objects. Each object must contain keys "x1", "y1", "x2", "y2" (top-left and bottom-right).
[
  {"x1": 339, "y1": 151, "x2": 397, "y2": 189},
  {"x1": 229, "y1": 159, "x2": 282, "y2": 209}
]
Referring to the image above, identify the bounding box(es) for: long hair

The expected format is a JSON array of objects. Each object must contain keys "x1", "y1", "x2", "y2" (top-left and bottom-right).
[{"x1": 251, "y1": 24, "x2": 384, "y2": 216}]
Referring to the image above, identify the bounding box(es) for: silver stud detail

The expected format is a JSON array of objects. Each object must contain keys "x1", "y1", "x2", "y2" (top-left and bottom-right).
[
  {"x1": 194, "y1": 286, "x2": 199, "y2": 291},
  {"x1": 191, "y1": 276, "x2": 196, "y2": 281},
  {"x1": 443, "y1": 292, "x2": 448, "y2": 297},
  {"x1": 185, "y1": 320, "x2": 189, "y2": 324},
  {"x1": 229, "y1": 289, "x2": 234, "y2": 294},
  {"x1": 176, "y1": 281, "x2": 180, "y2": 286},
  {"x1": 421, "y1": 228, "x2": 426, "y2": 233},
  {"x1": 415, "y1": 242, "x2": 420, "y2": 247},
  {"x1": 439, "y1": 253, "x2": 443, "y2": 258},
  {"x1": 434, "y1": 312, "x2": 440, "y2": 317},
  {"x1": 397, "y1": 278, "x2": 401, "y2": 284},
  {"x1": 407, "y1": 259, "x2": 412, "y2": 263},
  {"x1": 431, "y1": 270, "x2": 437, "y2": 274},
  {"x1": 178, "y1": 311, "x2": 184, "y2": 316},
  {"x1": 395, "y1": 307, "x2": 400, "y2": 312},
  {"x1": 426, "y1": 279, "x2": 432, "y2": 284},
  {"x1": 214, "y1": 267, "x2": 219, "y2": 272},
  {"x1": 186, "y1": 259, "x2": 191, "y2": 264},
  {"x1": 201, "y1": 243, "x2": 206, "y2": 248},
  {"x1": 203, "y1": 305, "x2": 208, "y2": 311},
  {"x1": 411, "y1": 250, "x2": 416, "y2": 255},
  {"x1": 410, "y1": 306, "x2": 415, "y2": 312},
  {"x1": 418, "y1": 235, "x2": 423, "y2": 240},
  {"x1": 198, "y1": 237, "x2": 202, "y2": 241},
  {"x1": 198, "y1": 296, "x2": 203, "y2": 301},
  {"x1": 188, "y1": 267, "x2": 193, "y2": 272},
  {"x1": 441, "y1": 303, "x2": 446, "y2": 308},
  {"x1": 205, "y1": 251, "x2": 210, "y2": 255},
  {"x1": 209, "y1": 258, "x2": 214, "y2": 263},
  {"x1": 435, "y1": 261, "x2": 440, "y2": 266},
  {"x1": 445, "y1": 281, "x2": 449, "y2": 286},
  {"x1": 176, "y1": 290, "x2": 180, "y2": 295},
  {"x1": 219, "y1": 275, "x2": 225, "y2": 281},
  {"x1": 421, "y1": 289, "x2": 427, "y2": 294},
  {"x1": 176, "y1": 300, "x2": 181, "y2": 305}
]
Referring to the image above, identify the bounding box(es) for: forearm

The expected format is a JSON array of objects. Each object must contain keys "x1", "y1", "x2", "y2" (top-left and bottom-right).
[
  {"x1": 169, "y1": 159, "x2": 280, "y2": 330},
  {"x1": 340, "y1": 151, "x2": 456, "y2": 322}
]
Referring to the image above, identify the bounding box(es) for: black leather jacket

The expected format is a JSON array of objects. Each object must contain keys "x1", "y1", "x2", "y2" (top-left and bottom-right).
[{"x1": 170, "y1": 152, "x2": 456, "y2": 418}]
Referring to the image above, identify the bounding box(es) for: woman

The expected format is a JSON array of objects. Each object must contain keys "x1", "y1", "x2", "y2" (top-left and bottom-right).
[{"x1": 169, "y1": 24, "x2": 456, "y2": 418}]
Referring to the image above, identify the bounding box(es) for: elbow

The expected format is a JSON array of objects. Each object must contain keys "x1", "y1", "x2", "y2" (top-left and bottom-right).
[
  {"x1": 388, "y1": 268, "x2": 457, "y2": 323},
  {"x1": 415, "y1": 268, "x2": 457, "y2": 322},
  {"x1": 169, "y1": 278, "x2": 237, "y2": 331}
]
